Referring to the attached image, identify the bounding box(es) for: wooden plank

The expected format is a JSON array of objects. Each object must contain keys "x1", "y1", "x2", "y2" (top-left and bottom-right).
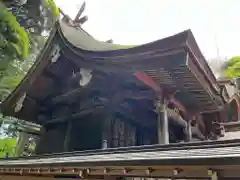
[
  {"x1": 0, "y1": 175, "x2": 103, "y2": 180},
  {"x1": 1, "y1": 164, "x2": 240, "y2": 178},
  {"x1": 48, "y1": 83, "x2": 154, "y2": 108}
]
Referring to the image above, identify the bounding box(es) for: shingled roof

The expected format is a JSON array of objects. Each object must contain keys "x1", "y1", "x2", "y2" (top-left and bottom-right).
[{"x1": 0, "y1": 20, "x2": 225, "y2": 123}]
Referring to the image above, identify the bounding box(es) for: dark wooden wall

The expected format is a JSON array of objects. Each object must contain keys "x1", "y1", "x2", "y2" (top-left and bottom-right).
[
  {"x1": 35, "y1": 123, "x2": 67, "y2": 154},
  {"x1": 35, "y1": 112, "x2": 158, "y2": 155},
  {"x1": 35, "y1": 110, "x2": 194, "y2": 155},
  {"x1": 108, "y1": 113, "x2": 156, "y2": 148},
  {"x1": 68, "y1": 114, "x2": 102, "y2": 151}
]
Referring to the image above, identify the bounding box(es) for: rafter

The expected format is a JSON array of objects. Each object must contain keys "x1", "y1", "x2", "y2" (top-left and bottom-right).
[
  {"x1": 134, "y1": 71, "x2": 187, "y2": 113},
  {"x1": 117, "y1": 105, "x2": 156, "y2": 128},
  {"x1": 47, "y1": 84, "x2": 154, "y2": 107}
]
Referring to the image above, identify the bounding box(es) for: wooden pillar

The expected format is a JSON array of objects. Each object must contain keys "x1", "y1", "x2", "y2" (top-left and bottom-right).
[
  {"x1": 63, "y1": 120, "x2": 72, "y2": 152},
  {"x1": 16, "y1": 131, "x2": 29, "y2": 156},
  {"x1": 156, "y1": 97, "x2": 169, "y2": 144},
  {"x1": 101, "y1": 85, "x2": 124, "y2": 149},
  {"x1": 236, "y1": 96, "x2": 240, "y2": 121},
  {"x1": 35, "y1": 126, "x2": 46, "y2": 155},
  {"x1": 102, "y1": 97, "x2": 115, "y2": 149},
  {"x1": 102, "y1": 115, "x2": 112, "y2": 149},
  {"x1": 187, "y1": 120, "x2": 192, "y2": 141}
]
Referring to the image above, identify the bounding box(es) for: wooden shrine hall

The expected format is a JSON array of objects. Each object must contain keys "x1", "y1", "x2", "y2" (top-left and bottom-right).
[{"x1": 0, "y1": 19, "x2": 226, "y2": 155}]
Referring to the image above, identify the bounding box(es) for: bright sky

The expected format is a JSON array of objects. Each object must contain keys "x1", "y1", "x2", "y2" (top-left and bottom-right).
[{"x1": 55, "y1": 0, "x2": 240, "y2": 59}]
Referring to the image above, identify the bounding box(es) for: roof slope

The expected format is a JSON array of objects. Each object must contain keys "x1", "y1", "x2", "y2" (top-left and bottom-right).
[
  {"x1": 0, "y1": 20, "x2": 225, "y2": 122},
  {"x1": 60, "y1": 20, "x2": 136, "y2": 51}
]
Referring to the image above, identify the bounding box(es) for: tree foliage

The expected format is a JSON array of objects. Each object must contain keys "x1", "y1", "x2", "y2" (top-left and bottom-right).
[
  {"x1": 4, "y1": 0, "x2": 59, "y2": 35},
  {"x1": 0, "y1": 138, "x2": 17, "y2": 157},
  {"x1": 223, "y1": 56, "x2": 240, "y2": 78},
  {"x1": 0, "y1": 0, "x2": 58, "y2": 156},
  {"x1": 0, "y1": 0, "x2": 58, "y2": 101},
  {"x1": 0, "y1": 2, "x2": 30, "y2": 76}
]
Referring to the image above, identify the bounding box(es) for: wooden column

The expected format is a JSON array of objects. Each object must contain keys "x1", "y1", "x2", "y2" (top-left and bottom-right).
[
  {"x1": 102, "y1": 95, "x2": 115, "y2": 149},
  {"x1": 35, "y1": 126, "x2": 46, "y2": 155},
  {"x1": 63, "y1": 120, "x2": 73, "y2": 152},
  {"x1": 16, "y1": 131, "x2": 29, "y2": 156},
  {"x1": 102, "y1": 84, "x2": 124, "y2": 148},
  {"x1": 187, "y1": 119, "x2": 192, "y2": 141},
  {"x1": 156, "y1": 97, "x2": 169, "y2": 144},
  {"x1": 102, "y1": 115, "x2": 111, "y2": 149}
]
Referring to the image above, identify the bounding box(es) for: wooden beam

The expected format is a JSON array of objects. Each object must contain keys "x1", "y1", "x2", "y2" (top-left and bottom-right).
[
  {"x1": 220, "y1": 121, "x2": 240, "y2": 132},
  {"x1": 0, "y1": 176, "x2": 59, "y2": 180},
  {"x1": 46, "y1": 72, "x2": 112, "y2": 105},
  {"x1": 117, "y1": 106, "x2": 155, "y2": 128},
  {"x1": 48, "y1": 85, "x2": 154, "y2": 106},
  {"x1": 134, "y1": 71, "x2": 187, "y2": 113},
  {"x1": 43, "y1": 70, "x2": 108, "y2": 104},
  {"x1": 43, "y1": 105, "x2": 105, "y2": 125},
  {"x1": 134, "y1": 71, "x2": 161, "y2": 91}
]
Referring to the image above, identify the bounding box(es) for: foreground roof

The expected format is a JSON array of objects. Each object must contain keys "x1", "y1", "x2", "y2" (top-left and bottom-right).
[
  {"x1": 0, "y1": 20, "x2": 225, "y2": 123},
  {"x1": 1, "y1": 139, "x2": 240, "y2": 179}
]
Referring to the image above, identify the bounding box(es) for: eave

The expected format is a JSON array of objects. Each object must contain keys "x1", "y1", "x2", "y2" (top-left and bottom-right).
[
  {"x1": 0, "y1": 20, "x2": 225, "y2": 124},
  {"x1": 1, "y1": 140, "x2": 240, "y2": 179},
  {"x1": 58, "y1": 23, "x2": 224, "y2": 112}
]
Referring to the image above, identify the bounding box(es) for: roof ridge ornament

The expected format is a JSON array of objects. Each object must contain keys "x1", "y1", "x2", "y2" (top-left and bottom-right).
[
  {"x1": 74, "y1": 1, "x2": 88, "y2": 26},
  {"x1": 61, "y1": 1, "x2": 88, "y2": 28}
]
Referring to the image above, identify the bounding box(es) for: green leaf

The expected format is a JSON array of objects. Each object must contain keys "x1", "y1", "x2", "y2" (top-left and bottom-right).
[
  {"x1": 0, "y1": 3, "x2": 30, "y2": 60},
  {"x1": 224, "y1": 56, "x2": 240, "y2": 78}
]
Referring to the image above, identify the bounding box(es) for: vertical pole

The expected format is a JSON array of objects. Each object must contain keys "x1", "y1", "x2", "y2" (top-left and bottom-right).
[
  {"x1": 63, "y1": 120, "x2": 72, "y2": 152},
  {"x1": 156, "y1": 100, "x2": 161, "y2": 144},
  {"x1": 35, "y1": 126, "x2": 46, "y2": 155},
  {"x1": 161, "y1": 101, "x2": 169, "y2": 144},
  {"x1": 16, "y1": 131, "x2": 29, "y2": 156},
  {"x1": 156, "y1": 96, "x2": 169, "y2": 144},
  {"x1": 102, "y1": 106, "x2": 113, "y2": 149},
  {"x1": 101, "y1": 115, "x2": 108, "y2": 149},
  {"x1": 102, "y1": 88, "x2": 120, "y2": 149},
  {"x1": 187, "y1": 120, "x2": 192, "y2": 142},
  {"x1": 102, "y1": 139, "x2": 108, "y2": 149}
]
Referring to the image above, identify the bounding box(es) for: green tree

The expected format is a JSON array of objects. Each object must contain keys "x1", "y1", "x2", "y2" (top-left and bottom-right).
[
  {"x1": 0, "y1": 138, "x2": 17, "y2": 157},
  {"x1": 0, "y1": 0, "x2": 57, "y2": 101},
  {"x1": 3, "y1": 0, "x2": 59, "y2": 35},
  {"x1": 0, "y1": 2, "x2": 30, "y2": 77},
  {"x1": 223, "y1": 56, "x2": 240, "y2": 78},
  {"x1": 0, "y1": 0, "x2": 59, "y2": 157}
]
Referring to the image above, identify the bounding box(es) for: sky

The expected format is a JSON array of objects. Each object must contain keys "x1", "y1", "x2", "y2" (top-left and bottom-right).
[{"x1": 55, "y1": 0, "x2": 240, "y2": 60}]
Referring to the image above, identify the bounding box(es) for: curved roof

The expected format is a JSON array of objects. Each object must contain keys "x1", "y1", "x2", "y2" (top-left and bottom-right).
[
  {"x1": 58, "y1": 20, "x2": 224, "y2": 109},
  {"x1": 0, "y1": 20, "x2": 225, "y2": 123},
  {"x1": 60, "y1": 21, "x2": 136, "y2": 51}
]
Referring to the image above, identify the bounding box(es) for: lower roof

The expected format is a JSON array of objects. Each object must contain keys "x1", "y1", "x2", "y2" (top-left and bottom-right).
[{"x1": 1, "y1": 139, "x2": 240, "y2": 179}]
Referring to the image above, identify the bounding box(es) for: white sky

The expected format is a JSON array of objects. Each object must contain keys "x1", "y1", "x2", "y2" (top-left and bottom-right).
[{"x1": 55, "y1": 0, "x2": 240, "y2": 59}]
